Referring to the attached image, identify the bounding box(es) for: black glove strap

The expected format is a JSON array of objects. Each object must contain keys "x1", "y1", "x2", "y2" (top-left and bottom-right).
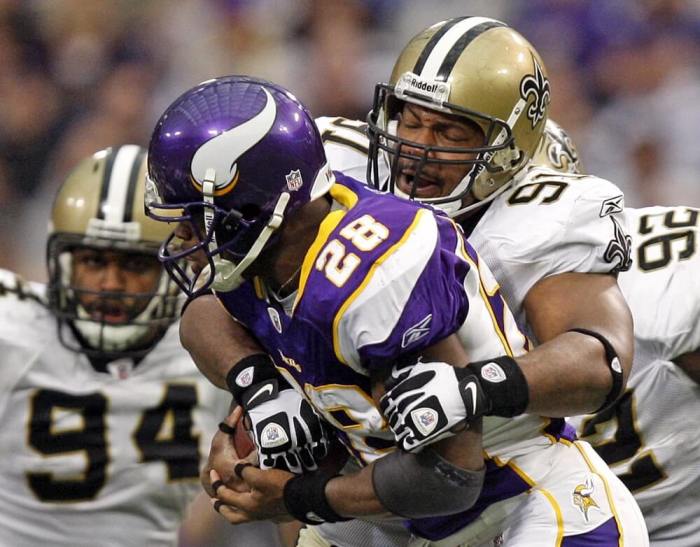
[
  {"x1": 283, "y1": 471, "x2": 350, "y2": 524},
  {"x1": 225, "y1": 353, "x2": 289, "y2": 405},
  {"x1": 464, "y1": 355, "x2": 529, "y2": 417},
  {"x1": 568, "y1": 328, "x2": 624, "y2": 412}
]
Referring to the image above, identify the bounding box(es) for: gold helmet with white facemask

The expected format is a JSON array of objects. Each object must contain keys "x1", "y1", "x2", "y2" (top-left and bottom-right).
[
  {"x1": 367, "y1": 16, "x2": 551, "y2": 217},
  {"x1": 47, "y1": 145, "x2": 181, "y2": 358}
]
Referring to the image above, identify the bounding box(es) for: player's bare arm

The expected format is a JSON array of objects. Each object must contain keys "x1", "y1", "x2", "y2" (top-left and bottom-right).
[
  {"x1": 519, "y1": 271, "x2": 634, "y2": 415},
  {"x1": 180, "y1": 294, "x2": 263, "y2": 389}
]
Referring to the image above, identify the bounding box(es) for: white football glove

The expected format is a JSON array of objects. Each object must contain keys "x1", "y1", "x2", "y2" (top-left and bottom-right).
[
  {"x1": 380, "y1": 361, "x2": 488, "y2": 452},
  {"x1": 241, "y1": 381, "x2": 331, "y2": 474}
]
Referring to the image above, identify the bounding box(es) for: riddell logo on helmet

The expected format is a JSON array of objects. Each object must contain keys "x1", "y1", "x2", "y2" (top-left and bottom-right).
[
  {"x1": 410, "y1": 79, "x2": 439, "y2": 94},
  {"x1": 396, "y1": 72, "x2": 450, "y2": 104}
]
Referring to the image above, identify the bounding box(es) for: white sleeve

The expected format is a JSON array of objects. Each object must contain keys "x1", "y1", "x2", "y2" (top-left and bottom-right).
[
  {"x1": 0, "y1": 270, "x2": 49, "y2": 406},
  {"x1": 316, "y1": 116, "x2": 372, "y2": 183},
  {"x1": 470, "y1": 168, "x2": 632, "y2": 317}
]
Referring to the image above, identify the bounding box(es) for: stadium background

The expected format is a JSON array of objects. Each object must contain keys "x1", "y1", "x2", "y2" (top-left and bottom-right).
[{"x1": 0, "y1": 0, "x2": 698, "y2": 544}]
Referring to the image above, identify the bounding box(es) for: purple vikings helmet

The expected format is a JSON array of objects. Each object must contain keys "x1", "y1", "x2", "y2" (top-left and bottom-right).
[{"x1": 146, "y1": 76, "x2": 334, "y2": 297}]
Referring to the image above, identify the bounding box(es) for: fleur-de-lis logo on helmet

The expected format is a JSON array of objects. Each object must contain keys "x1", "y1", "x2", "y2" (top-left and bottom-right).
[{"x1": 519, "y1": 56, "x2": 550, "y2": 129}]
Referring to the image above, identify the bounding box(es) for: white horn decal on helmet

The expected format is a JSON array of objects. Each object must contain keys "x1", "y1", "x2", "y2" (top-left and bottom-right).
[{"x1": 190, "y1": 87, "x2": 277, "y2": 194}]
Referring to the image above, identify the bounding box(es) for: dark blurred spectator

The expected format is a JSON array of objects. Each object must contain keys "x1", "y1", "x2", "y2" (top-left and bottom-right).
[{"x1": 0, "y1": 3, "x2": 70, "y2": 202}]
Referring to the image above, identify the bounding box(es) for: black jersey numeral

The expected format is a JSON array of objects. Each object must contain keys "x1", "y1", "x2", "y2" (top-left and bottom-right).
[
  {"x1": 637, "y1": 208, "x2": 698, "y2": 271},
  {"x1": 27, "y1": 390, "x2": 108, "y2": 501},
  {"x1": 133, "y1": 384, "x2": 200, "y2": 480},
  {"x1": 579, "y1": 390, "x2": 666, "y2": 493},
  {"x1": 507, "y1": 180, "x2": 569, "y2": 205},
  {"x1": 26, "y1": 384, "x2": 200, "y2": 502}
]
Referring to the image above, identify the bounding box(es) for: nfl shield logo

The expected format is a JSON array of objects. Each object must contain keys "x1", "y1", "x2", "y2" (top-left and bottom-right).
[
  {"x1": 411, "y1": 407, "x2": 438, "y2": 437},
  {"x1": 285, "y1": 169, "x2": 303, "y2": 191}
]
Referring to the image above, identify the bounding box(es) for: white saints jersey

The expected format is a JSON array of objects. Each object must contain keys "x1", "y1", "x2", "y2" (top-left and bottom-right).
[
  {"x1": 571, "y1": 206, "x2": 700, "y2": 546},
  {"x1": 0, "y1": 270, "x2": 231, "y2": 547},
  {"x1": 468, "y1": 164, "x2": 632, "y2": 329}
]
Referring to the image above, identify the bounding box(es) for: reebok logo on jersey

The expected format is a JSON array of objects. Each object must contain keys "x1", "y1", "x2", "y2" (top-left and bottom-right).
[
  {"x1": 411, "y1": 407, "x2": 438, "y2": 437},
  {"x1": 599, "y1": 195, "x2": 624, "y2": 217},
  {"x1": 261, "y1": 423, "x2": 289, "y2": 448},
  {"x1": 480, "y1": 362, "x2": 507, "y2": 383},
  {"x1": 402, "y1": 314, "x2": 432, "y2": 348},
  {"x1": 235, "y1": 366, "x2": 255, "y2": 388}
]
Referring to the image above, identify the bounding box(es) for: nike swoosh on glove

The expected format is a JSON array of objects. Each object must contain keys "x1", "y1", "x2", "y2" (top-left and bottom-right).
[{"x1": 380, "y1": 361, "x2": 489, "y2": 452}]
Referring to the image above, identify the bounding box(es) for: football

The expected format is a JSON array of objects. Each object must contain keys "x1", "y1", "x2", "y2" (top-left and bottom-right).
[{"x1": 233, "y1": 417, "x2": 256, "y2": 459}]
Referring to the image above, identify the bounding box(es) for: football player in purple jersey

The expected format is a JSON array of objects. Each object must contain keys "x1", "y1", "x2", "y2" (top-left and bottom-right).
[
  {"x1": 146, "y1": 75, "x2": 487, "y2": 523},
  {"x1": 146, "y1": 75, "x2": 648, "y2": 546}
]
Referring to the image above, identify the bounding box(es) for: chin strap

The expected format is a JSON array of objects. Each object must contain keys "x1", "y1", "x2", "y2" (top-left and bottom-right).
[{"x1": 212, "y1": 192, "x2": 290, "y2": 292}]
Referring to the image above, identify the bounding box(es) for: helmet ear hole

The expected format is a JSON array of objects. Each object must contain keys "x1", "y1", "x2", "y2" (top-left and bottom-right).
[{"x1": 240, "y1": 203, "x2": 261, "y2": 221}]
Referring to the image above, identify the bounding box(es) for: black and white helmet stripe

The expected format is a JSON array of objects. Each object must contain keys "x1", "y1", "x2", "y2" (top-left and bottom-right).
[
  {"x1": 95, "y1": 145, "x2": 145, "y2": 223},
  {"x1": 412, "y1": 17, "x2": 506, "y2": 82}
]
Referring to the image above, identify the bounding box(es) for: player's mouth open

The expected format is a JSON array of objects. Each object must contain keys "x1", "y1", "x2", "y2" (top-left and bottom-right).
[
  {"x1": 397, "y1": 169, "x2": 442, "y2": 198},
  {"x1": 90, "y1": 303, "x2": 130, "y2": 324}
]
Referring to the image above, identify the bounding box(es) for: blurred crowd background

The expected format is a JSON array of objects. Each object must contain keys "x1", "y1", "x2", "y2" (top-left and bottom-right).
[{"x1": 1, "y1": 0, "x2": 699, "y2": 281}]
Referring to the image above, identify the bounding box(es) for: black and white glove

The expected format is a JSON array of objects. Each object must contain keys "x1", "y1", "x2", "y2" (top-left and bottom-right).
[
  {"x1": 380, "y1": 356, "x2": 529, "y2": 453},
  {"x1": 380, "y1": 361, "x2": 489, "y2": 452},
  {"x1": 226, "y1": 354, "x2": 331, "y2": 474}
]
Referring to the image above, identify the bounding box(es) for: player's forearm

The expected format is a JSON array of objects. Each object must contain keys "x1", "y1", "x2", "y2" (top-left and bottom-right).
[
  {"x1": 325, "y1": 463, "x2": 389, "y2": 517},
  {"x1": 521, "y1": 272, "x2": 634, "y2": 416},
  {"x1": 516, "y1": 332, "x2": 614, "y2": 415},
  {"x1": 180, "y1": 294, "x2": 263, "y2": 389},
  {"x1": 325, "y1": 427, "x2": 483, "y2": 518}
]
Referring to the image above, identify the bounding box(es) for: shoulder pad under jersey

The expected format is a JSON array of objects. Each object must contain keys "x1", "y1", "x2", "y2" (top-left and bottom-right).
[
  {"x1": 295, "y1": 173, "x2": 469, "y2": 374},
  {"x1": 468, "y1": 166, "x2": 632, "y2": 317}
]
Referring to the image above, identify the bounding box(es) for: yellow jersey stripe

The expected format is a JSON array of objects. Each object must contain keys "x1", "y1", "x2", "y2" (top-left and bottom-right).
[
  {"x1": 294, "y1": 183, "x2": 359, "y2": 312},
  {"x1": 329, "y1": 181, "x2": 360, "y2": 209},
  {"x1": 455, "y1": 232, "x2": 514, "y2": 357},
  {"x1": 574, "y1": 441, "x2": 624, "y2": 547},
  {"x1": 535, "y1": 488, "x2": 565, "y2": 545},
  {"x1": 294, "y1": 210, "x2": 346, "y2": 312},
  {"x1": 332, "y1": 208, "x2": 427, "y2": 365}
]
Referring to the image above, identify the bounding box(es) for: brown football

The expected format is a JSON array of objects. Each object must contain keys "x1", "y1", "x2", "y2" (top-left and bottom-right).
[{"x1": 233, "y1": 417, "x2": 256, "y2": 458}]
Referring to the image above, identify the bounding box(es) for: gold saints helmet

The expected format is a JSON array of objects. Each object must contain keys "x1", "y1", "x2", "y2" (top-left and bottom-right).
[
  {"x1": 367, "y1": 16, "x2": 551, "y2": 217},
  {"x1": 47, "y1": 145, "x2": 181, "y2": 358},
  {"x1": 533, "y1": 119, "x2": 583, "y2": 174}
]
